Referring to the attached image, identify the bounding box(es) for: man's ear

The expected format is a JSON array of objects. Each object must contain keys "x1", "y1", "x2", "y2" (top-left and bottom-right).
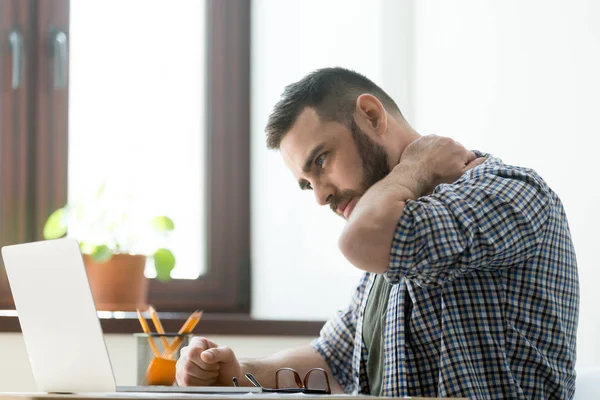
[{"x1": 354, "y1": 94, "x2": 388, "y2": 139}]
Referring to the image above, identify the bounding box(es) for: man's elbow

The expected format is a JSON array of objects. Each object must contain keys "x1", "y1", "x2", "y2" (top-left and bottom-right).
[
  {"x1": 338, "y1": 226, "x2": 358, "y2": 264},
  {"x1": 339, "y1": 223, "x2": 388, "y2": 274}
]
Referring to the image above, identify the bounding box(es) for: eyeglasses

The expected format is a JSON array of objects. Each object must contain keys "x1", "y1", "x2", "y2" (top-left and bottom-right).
[{"x1": 233, "y1": 367, "x2": 331, "y2": 394}]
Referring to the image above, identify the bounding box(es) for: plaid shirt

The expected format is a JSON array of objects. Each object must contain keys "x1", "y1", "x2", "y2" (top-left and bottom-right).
[{"x1": 312, "y1": 152, "x2": 579, "y2": 399}]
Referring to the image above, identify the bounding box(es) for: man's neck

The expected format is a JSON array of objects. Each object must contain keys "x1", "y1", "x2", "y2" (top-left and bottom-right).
[{"x1": 388, "y1": 119, "x2": 421, "y2": 169}]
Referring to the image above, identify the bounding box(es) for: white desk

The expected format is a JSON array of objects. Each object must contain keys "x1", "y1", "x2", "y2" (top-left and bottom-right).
[{"x1": 0, "y1": 393, "x2": 467, "y2": 400}]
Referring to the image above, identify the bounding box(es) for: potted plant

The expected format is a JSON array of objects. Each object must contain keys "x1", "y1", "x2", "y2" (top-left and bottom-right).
[{"x1": 42, "y1": 183, "x2": 176, "y2": 311}]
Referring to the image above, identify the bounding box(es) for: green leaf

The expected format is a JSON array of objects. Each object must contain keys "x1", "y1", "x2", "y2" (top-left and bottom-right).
[
  {"x1": 79, "y1": 240, "x2": 95, "y2": 254},
  {"x1": 153, "y1": 248, "x2": 175, "y2": 281},
  {"x1": 90, "y1": 245, "x2": 113, "y2": 263},
  {"x1": 74, "y1": 202, "x2": 86, "y2": 220},
  {"x1": 43, "y1": 208, "x2": 69, "y2": 239},
  {"x1": 96, "y1": 182, "x2": 107, "y2": 199},
  {"x1": 151, "y1": 216, "x2": 175, "y2": 232}
]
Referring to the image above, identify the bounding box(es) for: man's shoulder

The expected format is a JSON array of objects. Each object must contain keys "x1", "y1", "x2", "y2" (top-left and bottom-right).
[{"x1": 454, "y1": 150, "x2": 551, "y2": 194}]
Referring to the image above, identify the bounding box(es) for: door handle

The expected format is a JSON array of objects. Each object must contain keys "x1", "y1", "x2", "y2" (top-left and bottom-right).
[
  {"x1": 51, "y1": 30, "x2": 68, "y2": 89},
  {"x1": 9, "y1": 30, "x2": 24, "y2": 90}
]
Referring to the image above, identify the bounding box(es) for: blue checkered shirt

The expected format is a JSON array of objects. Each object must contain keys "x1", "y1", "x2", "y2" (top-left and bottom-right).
[{"x1": 312, "y1": 153, "x2": 579, "y2": 399}]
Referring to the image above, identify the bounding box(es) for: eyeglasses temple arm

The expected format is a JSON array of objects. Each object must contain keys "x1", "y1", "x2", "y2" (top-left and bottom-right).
[{"x1": 245, "y1": 373, "x2": 263, "y2": 388}]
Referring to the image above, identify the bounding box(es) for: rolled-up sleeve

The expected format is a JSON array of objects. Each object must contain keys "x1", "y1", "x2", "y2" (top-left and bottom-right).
[
  {"x1": 311, "y1": 273, "x2": 368, "y2": 393},
  {"x1": 385, "y1": 163, "x2": 550, "y2": 287}
]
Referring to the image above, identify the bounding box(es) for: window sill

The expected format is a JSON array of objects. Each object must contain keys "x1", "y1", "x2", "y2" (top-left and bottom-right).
[{"x1": 0, "y1": 311, "x2": 324, "y2": 336}]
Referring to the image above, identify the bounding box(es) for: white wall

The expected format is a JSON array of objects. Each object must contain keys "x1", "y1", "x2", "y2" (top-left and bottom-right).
[
  {"x1": 0, "y1": 334, "x2": 310, "y2": 391},
  {"x1": 251, "y1": 0, "x2": 600, "y2": 368},
  {"x1": 412, "y1": 0, "x2": 600, "y2": 368},
  {"x1": 250, "y1": 0, "x2": 412, "y2": 321}
]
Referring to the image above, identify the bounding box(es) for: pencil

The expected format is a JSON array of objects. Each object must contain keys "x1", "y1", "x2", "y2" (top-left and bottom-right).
[{"x1": 136, "y1": 309, "x2": 161, "y2": 358}]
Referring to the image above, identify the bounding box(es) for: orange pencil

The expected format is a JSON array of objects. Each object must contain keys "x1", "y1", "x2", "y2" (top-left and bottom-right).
[
  {"x1": 148, "y1": 306, "x2": 170, "y2": 351},
  {"x1": 136, "y1": 309, "x2": 161, "y2": 358},
  {"x1": 163, "y1": 311, "x2": 202, "y2": 358}
]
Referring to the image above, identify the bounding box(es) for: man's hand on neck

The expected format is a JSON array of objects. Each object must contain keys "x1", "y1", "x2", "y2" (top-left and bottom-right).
[{"x1": 338, "y1": 135, "x2": 486, "y2": 274}]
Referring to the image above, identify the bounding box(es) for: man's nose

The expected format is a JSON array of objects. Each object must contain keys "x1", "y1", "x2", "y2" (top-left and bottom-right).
[{"x1": 314, "y1": 184, "x2": 333, "y2": 206}]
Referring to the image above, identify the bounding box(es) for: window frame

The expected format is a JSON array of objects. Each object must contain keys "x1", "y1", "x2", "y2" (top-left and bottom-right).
[{"x1": 147, "y1": 0, "x2": 252, "y2": 313}]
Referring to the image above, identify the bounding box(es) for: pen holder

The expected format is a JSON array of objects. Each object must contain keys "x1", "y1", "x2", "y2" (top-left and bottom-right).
[{"x1": 135, "y1": 333, "x2": 193, "y2": 386}]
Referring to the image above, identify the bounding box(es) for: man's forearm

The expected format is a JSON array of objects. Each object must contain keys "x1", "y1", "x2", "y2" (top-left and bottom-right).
[
  {"x1": 238, "y1": 345, "x2": 344, "y2": 393},
  {"x1": 339, "y1": 163, "x2": 420, "y2": 274}
]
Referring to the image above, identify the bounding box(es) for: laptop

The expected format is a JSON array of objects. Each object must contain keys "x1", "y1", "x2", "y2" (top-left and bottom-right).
[{"x1": 1, "y1": 238, "x2": 261, "y2": 394}]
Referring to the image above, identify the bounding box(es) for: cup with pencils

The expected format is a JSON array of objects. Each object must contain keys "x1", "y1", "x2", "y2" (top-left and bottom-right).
[{"x1": 135, "y1": 306, "x2": 202, "y2": 386}]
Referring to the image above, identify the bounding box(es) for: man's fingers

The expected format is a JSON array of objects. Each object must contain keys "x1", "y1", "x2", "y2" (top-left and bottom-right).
[
  {"x1": 182, "y1": 366, "x2": 220, "y2": 381},
  {"x1": 177, "y1": 357, "x2": 220, "y2": 384},
  {"x1": 464, "y1": 149, "x2": 477, "y2": 164},
  {"x1": 189, "y1": 336, "x2": 219, "y2": 350},
  {"x1": 186, "y1": 349, "x2": 221, "y2": 372},
  {"x1": 185, "y1": 339, "x2": 221, "y2": 372},
  {"x1": 191, "y1": 356, "x2": 221, "y2": 372},
  {"x1": 178, "y1": 337, "x2": 226, "y2": 387},
  {"x1": 465, "y1": 156, "x2": 487, "y2": 171},
  {"x1": 201, "y1": 346, "x2": 236, "y2": 364},
  {"x1": 179, "y1": 360, "x2": 220, "y2": 379}
]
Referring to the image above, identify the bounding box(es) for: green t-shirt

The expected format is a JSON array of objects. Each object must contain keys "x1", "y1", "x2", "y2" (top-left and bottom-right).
[{"x1": 362, "y1": 275, "x2": 392, "y2": 396}]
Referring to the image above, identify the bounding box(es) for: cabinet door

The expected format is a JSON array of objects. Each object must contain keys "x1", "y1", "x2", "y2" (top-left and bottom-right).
[
  {"x1": 1, "y1": 0, "x2": 32, "y2": 309},
  {"x1": 0, "y1": 0, "x2": 69, "y2": 309},
  {"x1": 30, "y1": 0, "x2": 69, "y2": 242}
]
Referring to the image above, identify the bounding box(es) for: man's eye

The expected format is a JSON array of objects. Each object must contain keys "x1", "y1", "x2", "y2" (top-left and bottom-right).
[{"x1": 315, "y1": 153, "x2": 326, "y2": 167}]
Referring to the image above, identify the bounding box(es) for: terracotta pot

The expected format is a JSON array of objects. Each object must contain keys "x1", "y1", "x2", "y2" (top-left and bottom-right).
[{"x1": 83, "y1": 253, "x2": 149, "y2": 311}]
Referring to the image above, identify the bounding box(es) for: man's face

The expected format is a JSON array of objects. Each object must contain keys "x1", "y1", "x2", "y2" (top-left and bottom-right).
[{"x1": 280, "y1": 108, "x2": 389, "y2": 219}]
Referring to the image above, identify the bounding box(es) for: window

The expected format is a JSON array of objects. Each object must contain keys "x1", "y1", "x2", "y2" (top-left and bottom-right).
[
  {"x1": 68, "y1": 0, "x2": 207, "y2": 280},
  {"x1": 0, "y1": 0, "x2": 251, "y2": 313}
]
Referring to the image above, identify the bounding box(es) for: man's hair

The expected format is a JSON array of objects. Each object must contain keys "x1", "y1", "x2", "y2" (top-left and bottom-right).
[{"x1": 265, "y1": 67, "x2": 402, "y2": 149}]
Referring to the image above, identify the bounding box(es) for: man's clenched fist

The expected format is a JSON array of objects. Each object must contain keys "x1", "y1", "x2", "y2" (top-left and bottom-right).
[{"x1": 176, "y1": 337, "x2": 242, "y2": 387}]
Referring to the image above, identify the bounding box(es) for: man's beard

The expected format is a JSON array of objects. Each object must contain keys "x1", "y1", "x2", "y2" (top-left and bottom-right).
[{"x1": 330, "y1": 121, "x2": 390, "y2": 216}]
